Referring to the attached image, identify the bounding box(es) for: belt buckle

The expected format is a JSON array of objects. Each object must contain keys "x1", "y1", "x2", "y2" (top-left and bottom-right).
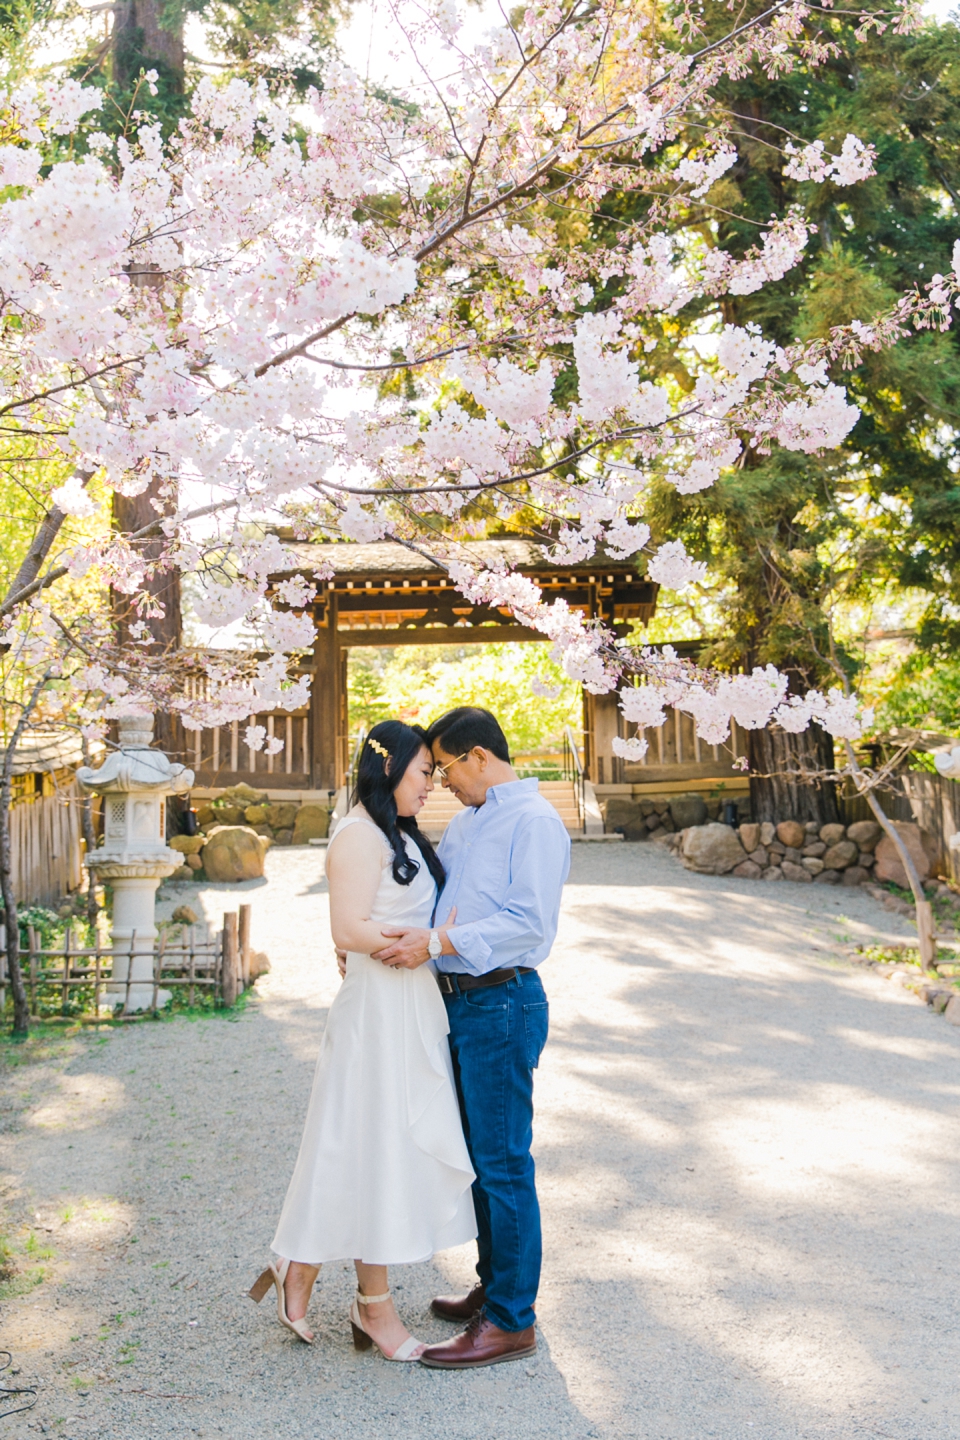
[{"x1": 436, "y1": 973, "x2": 455, "y2": 995}]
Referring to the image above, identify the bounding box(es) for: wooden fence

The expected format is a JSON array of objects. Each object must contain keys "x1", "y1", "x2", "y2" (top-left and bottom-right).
[
  {"x1": 0, "y1": 905, "x2": 251, "y2": 1019},
  {"x1": 841, "y1": 770, "x2": 960, "y2": 885},
  {"x1": 8, "y1": 782, "x2": 84, "y2": 906}
]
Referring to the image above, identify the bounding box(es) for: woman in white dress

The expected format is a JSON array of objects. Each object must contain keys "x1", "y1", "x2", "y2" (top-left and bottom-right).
[{"x1": 249, "y1": 721, "x2": 476, "y2": 1361}]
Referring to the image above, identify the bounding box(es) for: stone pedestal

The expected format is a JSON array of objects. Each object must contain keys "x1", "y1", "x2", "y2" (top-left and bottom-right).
[{"x1": 77, "y1": 716, "x2": 194, "y2": 1012}]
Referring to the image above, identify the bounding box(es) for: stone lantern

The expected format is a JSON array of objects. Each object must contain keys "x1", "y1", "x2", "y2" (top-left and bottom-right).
[{"x1": 77, "y1": 715, "x2": 194, "y2": 1011}]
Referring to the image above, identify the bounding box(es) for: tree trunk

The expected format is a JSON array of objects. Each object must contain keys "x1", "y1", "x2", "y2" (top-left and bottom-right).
[
  {"x1": 748, "y1": 721, "x2": 840, "y2": 826},
  {"x1": 113, "y1": 0, "x2": 185, "y2": 92}
]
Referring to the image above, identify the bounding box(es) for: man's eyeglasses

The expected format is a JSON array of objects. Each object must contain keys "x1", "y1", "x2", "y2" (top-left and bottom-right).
[{"x1": 435, "y1": 751, "x2": 470, "y2": 781}]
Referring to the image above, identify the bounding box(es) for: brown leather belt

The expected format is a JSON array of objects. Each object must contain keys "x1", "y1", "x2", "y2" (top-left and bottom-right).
[{"x1": 436, "y1": 966, "x2": 533, "y2": 995}]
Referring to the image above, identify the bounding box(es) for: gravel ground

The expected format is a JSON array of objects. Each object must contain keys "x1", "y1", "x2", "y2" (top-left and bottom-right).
[{"x1": 2, "y1": 841, "x2": 959, "y2": 1440}]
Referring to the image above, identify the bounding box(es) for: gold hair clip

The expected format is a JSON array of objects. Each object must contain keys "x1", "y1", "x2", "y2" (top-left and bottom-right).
[{"x1": 368, "y1": 737, "x2": 389, "y2": 758}]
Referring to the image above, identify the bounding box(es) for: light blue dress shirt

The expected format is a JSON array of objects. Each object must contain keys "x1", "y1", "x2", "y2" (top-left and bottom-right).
[{"x1": 434, "y1": 778, "x2": 571, "y2": 977}]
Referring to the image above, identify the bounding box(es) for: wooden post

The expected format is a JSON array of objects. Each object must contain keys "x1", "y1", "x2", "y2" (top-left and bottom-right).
[
  {"x1": 238, "y1": 904, "x2": 251, "y2": 989},
  {"x1": 0, "y1": 915, "x2": 5, "y2": 1018},
  {"x1": 152, "y1": 931, "x2": 166, "y2": 1015},
  {"x1": 311, "y1": 591, "x2": 340, "y2": 791},
  {"x1": 188, "y1": 925, "x2": 196, "y2": 1008},
  {"x1": 222, "y1": 912, "x2": 238, "y2": 1006},
  {"x1": 123, "y1": 930, "x2": 137, "y2": 1015},
  {"x1": 61, "y1": 926, "x2": 71, "y2": 1015},
  {"x1": 93, "y1": 929, "x2": 102, "y2": 1016},
  {"x1": 27, "y1": 924, "x2": 37, "y2": 1016}
]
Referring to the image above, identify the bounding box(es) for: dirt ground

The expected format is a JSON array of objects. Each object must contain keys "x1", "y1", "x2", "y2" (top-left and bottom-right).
[{"x1": 1, "y1": 841, "x2": 958, "y2": 1440}]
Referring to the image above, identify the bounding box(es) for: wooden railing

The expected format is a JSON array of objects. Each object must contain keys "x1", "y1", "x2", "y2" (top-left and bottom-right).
[
  {"x1": 186, "y1": 710, "x2": 311, "y2": 786},
  {"x1": 0, "y1": 905, "x2": 254, "y2": 1019}
]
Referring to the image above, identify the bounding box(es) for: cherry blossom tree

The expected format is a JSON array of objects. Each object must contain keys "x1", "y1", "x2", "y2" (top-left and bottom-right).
[{"x1": 1, "y1": 0, "x2": 956, "y2": 1029}]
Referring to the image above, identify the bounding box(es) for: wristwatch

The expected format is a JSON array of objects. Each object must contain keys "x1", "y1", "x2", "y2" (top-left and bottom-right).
[{"x1": 428, "y1": 929, "x2": 442, "y2": 960}]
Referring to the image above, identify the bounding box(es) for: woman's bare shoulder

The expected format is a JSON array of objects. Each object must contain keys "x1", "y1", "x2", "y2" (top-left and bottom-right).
[{"x1": 326, "y1": 811, "x2": 389, "y2": 869}]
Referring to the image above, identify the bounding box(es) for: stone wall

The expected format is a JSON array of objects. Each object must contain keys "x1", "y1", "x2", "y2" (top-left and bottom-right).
[{"x1": 167, "y1": 784, "x2": 332, "y2": 882}]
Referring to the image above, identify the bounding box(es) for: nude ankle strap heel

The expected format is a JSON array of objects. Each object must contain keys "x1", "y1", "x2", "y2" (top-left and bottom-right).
[
  {"x1": 248, "y1": 1258, "x2": 315, "y2": 1344},
  {"x1": 349, "y1": 1289, "x2": 423, "y2": 1362}
]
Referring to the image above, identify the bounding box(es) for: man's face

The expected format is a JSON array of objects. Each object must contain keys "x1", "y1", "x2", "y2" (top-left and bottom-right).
[{"x1": 431, "y1": 741, "x2": 490, "y2": 808}]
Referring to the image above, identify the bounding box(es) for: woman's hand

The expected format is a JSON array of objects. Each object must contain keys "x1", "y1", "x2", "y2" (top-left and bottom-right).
[{"x1": 335, "y1": 947, "x2": 347, "y2": 980}]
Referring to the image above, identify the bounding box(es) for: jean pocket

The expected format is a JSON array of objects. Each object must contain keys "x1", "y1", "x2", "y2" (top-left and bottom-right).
[
  {"x1": 522, "y1": 1001, "x2": 549, "y2": 1069},
  {"x1": 462, "y1": 985, "x2": 508, "y2": 1011}
]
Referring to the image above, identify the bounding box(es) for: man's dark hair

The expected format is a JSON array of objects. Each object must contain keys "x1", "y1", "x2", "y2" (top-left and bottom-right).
[{"x1": 425, "y1": 707, "x2": 510, "y2": 763}]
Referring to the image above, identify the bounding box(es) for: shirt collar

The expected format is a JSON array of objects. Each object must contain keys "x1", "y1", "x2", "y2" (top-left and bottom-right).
[{"x1": 485, "y1": 777, "x2": 539, "y2": 807}]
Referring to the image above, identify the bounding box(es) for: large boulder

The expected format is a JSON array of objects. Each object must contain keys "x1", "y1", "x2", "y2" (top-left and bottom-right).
[
  {"x1": 681, "y1": 822, "x2": 746, "y2": 875},
  {"x1": 201, "y1": 825, "x2": 269, "y2": 882},
  {"x1": 847, "y1": 819, "x2": 882, "y2": 851},
  {"x1": 822, "y1": 839, "x2": 858, "y2": 870},
  {"x1": 874, "y1": 821, "x2": 936, "y2": 888},
  {"x1": 169, "y1": 833, "x2": 205, "y2": 855},
  {"x1": 668, "y1": 794, "x2": 707, "y2": 830},
  {"x1": 293, "y1": 804, "x2": 331, "y2": 844},
  {"x1": 603, "y1": 797, "x2": 642, "y2": 834}
]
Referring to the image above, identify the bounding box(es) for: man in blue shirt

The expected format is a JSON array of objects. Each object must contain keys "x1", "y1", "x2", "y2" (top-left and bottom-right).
[{"x1": 374, "y1": 706, "x2": 570, "y2": 1368}]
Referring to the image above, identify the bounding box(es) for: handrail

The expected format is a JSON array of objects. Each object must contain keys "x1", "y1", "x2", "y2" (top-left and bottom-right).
[
  {"x1": 562, "y1": 725, "x2": 586, "y2": 833},
  {"x1": 345, "y1": 725, "x2": 368, "y2": 799}
]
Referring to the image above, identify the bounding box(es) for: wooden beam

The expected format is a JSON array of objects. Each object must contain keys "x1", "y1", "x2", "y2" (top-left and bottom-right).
[
  {"x1": 336, "y1": 625, "x2": 549, "y2": 647},
  {"x1": 311, "y1": 593, "x2": 339, "y2": 792}
]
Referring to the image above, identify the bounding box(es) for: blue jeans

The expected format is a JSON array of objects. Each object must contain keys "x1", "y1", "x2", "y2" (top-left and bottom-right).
[{"x1": 442, "y1": 969, "x2": 549, "y2": 1333}]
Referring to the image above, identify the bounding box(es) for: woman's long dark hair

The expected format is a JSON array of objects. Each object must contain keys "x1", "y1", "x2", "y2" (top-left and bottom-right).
[{"x1": 351, "y1": 720, "x2": 445, "y2": 890}]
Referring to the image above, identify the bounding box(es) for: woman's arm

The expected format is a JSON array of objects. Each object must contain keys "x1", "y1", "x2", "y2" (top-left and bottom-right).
[{"x1": 326, "y1": 821, "x2": 396, "y2": 955}]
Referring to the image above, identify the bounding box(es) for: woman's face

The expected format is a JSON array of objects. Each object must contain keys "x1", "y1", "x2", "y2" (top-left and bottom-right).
[{"x1": 392, "y1": 744, "x2": 435, "y2": 817}]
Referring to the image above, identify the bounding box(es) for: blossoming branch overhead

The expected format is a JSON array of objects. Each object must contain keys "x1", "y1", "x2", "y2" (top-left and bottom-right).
[{"x1": 0, "y1": 0, "x2": 954, "y2": 759}]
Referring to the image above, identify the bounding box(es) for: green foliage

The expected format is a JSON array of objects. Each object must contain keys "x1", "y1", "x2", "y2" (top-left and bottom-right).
[
  {"x1": 347, "y1": 643, "x2": 582, "y2": 757},
  {"x1": 872, "y1": 651, "x2": 960, "y2": 736}
]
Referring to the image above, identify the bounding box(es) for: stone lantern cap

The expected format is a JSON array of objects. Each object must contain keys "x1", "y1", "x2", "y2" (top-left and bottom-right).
[{"x1": 76, "y1": 715, "x2": 194, "y2": 797}]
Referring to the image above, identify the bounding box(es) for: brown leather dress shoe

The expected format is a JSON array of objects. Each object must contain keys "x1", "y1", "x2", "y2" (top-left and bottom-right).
[
  {"x1": 430, "y1": 1282, "x2": 486, "y2": 1322},
  {"x1": 419, "y1": 1312, "x2": 536, "y2": 1369}
]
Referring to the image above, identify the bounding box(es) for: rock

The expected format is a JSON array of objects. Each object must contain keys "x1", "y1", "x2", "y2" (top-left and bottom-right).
[
  {"x1": 874, "y1": 822, "x2": 936, "y2": 889},
  {"x1": 680, "y1": 822, "x2": 746, "y2": 875},
  {"x1": 761, "y1": 866, "x2": 784, "y2": 881},
  {"x1": 267, "y1": 802, "x2": 299, "y2": 830},
  {"x1": 186, "y1": 854, "x2": 204, "y2": 871},
  {"x1": 639, "y1": 798, "x2": 657, "y2": 817},
  {"x1": 218, "y1": 782, "x2": 269, "y2": 807},
  {"x1": 802, "y1": 840, "x2": 826, "y2": 858},
  {"x1": 819, "y1": 823, "x2": 846, "y2": 846},
  {"x1": 604, "y1": 797, "x2": 641, "y2": 833},
  {"x1": 930, "y1": 991, "x2": 952, "y2": 1014},
  {"x1": 661, "y1": 817, "x2": 676, "y2": 833},
  {"x1": 645, "y1": 814, "x2": 662, "y2": 831},
  {"x1": 783, "y1": 846, "x2": 803, "y2": 864},
  {"x1": 841, "y1": 866, "x2": 869, "y2": 887},
  {"x1": 653, "y1": 800, "x2": 670, "y2": 816},
  {"x1": 822, "y1": 840, "x2": 858, "y2": 870},
  {"x1": 249, "y1": 951, "x2": 271, "y2": 980},
  {"x1": 172, "y1": 904, "x2": 199, "y2": 924},
  {"x1": 945, "y1": 995, "x2": 960, "y2": 1026},
  {"x1": 803, "y1": 820, "x2": 820, "y2": 835},
  {"x1": 252, "y1": 824, "x2": 274, "y2": 839},
  {"x1": 293, "y1": 804, "x2": 331, "y2": 844},
  {"x1": 747, "y1": 846, "x2": 769, "y2": 867},
  {"x1": 650, "y1": 828, "x2": 674, "y2": 844},
  {"x1": 847, "y1": 820, "x2": 882, "y2": 851},
  {"x1": 201, "y1": 825, "x2": 269, "y2": 882},
  {"x1": 768, "y1": 840, "x2": 786, "y2": 856},
  {"x1": 739, "y1": 823, "x2": 761, "y2": 854},
  {"x1": 776, "y1": 820, "x2": 806, "y2": 849},
  {"x1": 169, "y1": 833, "x2": 205, "y2": 855},
  {"x1": 813, "y1": 869, "x2": 841, "y2": 885},
  {"x1": 782, "y1": 860, "x2": 813, "y2": 884},
  {"x1": 759, "y1": 822, "x2": 776, "y2": 847},
  {"x1": 273, "y1": 827, "x2": 294, "y2": 846},
  {"x1": 802, "y1": 857, "x2": 824, "y2": 875},
  {"x1": 733, "y1": 860, "x2": 762, "y2": 879},
  {"x1": 622, "y1": 818, "x2": 652, "y2": 841},
  {"x1": 858, "y1": 852, "x2": 875, "y2": 868},
  {"x1": 172, "y1": 865, "x2": 193, "y2": 881},
  {"x1": 195, "y1": 804, "x2": 215, "y2": 827},
  {"x1": 668, "y1": 794, "x2": 707, "y2": 830},
  {"x1": 244, "y1": 804, "x2": 269, "y2": 824},
  {"x1": 213, "y1": 804, "x2": 245, "y2": 825}
]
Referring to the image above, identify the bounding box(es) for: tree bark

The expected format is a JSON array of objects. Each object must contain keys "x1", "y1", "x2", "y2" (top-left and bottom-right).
[
  {"x1": 113, "y1": 0, "x2": 185, "y2": 92},
  {"x1": 748, "y1": 721, "x2": 840, "y2": 826}
]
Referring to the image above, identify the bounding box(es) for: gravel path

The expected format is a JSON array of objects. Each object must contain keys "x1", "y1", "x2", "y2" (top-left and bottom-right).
[{"x1": 2, "y1": 842, "x2": 959, "y2": 1440}]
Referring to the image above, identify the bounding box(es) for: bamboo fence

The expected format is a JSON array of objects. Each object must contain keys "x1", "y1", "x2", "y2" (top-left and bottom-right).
[{"x1": 0, "y1": 904, "x2": 252, "y2": 1020}]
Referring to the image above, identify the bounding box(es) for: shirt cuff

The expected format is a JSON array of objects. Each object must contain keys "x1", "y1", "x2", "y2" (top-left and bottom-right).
[{"x1": 445, "y1": 925, "x2": 492, "y2": 974}]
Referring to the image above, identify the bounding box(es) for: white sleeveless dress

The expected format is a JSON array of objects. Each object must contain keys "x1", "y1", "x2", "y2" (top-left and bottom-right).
[{"x1": 271, "y1": 813, "x2": 477, "y2": 1266}]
